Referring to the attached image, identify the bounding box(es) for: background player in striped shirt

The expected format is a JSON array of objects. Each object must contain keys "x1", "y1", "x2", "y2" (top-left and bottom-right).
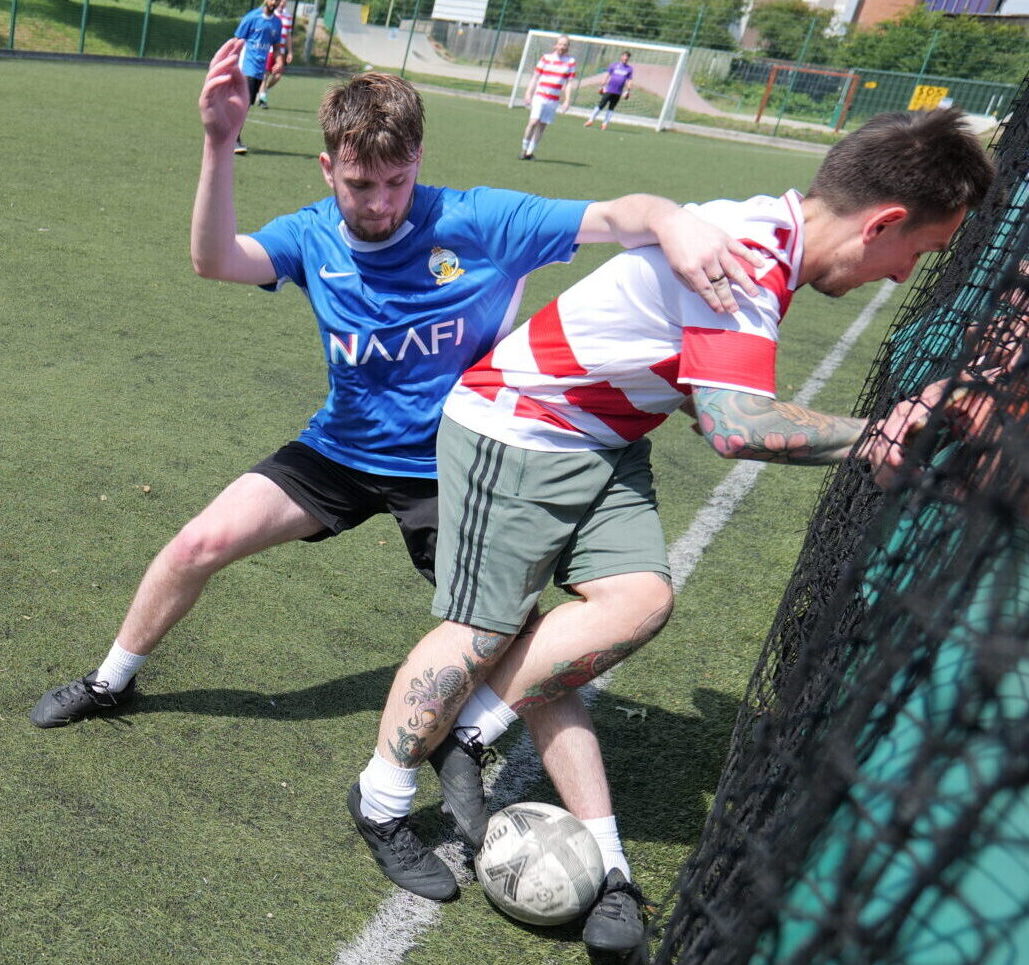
[
  {"x1": 521, "y1": 34, "x2": 576, "y2": 160},
  {"x1": 256, "y1": 0, "x2": 293, "y2": 109},
  {"x1": 354, "y1": 108, "x2": 994, "y2": 955}
]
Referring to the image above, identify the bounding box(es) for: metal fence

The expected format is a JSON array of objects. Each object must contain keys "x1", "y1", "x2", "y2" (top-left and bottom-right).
[{"x1": 2, "y1": 0, "x2": 1021, "y2": 134}]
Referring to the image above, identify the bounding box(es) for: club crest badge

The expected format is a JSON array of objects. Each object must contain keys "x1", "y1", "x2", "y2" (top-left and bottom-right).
[{"x1": 429, "y1": 247, "x2": 465, "y2": 285}]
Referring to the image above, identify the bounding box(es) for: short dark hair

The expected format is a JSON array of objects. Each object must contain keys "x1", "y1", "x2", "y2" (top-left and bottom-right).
[
  {"x1": 318, "y1": 72, "x2": 424, "y2": 168},
  {"x1": 808, "y1": 109, "x2": 994, "y2": 229}
]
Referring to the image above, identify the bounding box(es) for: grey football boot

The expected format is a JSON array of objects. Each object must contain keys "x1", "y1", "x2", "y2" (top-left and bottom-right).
[
  {"x1": 428, "y1": 726, "x2": 497, "y2": 851},
  {"x1": 31, "y1": 671, "x2": 137, "y2": 728},
  {"x1": 347, "y1": 783, "x2": 459, "y2": 901},
  {"x1": 582, "y1": 868, "x2": 648, "y2": 955}
]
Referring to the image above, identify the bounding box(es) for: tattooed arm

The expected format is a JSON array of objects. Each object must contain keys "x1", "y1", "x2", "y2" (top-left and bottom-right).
[{"x1": 691, "y1": 386, "x2": 869, "y2": 465}]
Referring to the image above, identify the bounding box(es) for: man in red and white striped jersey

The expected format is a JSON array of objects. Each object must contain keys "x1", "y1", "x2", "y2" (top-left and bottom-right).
[
  {"x1": 358, "y1": 108, "x2": 994, "y2": 955},
  {"x1": 256, "y1": 0, "x2": 293, "y2": 108},
  {"x1": 520, "y1": 33, "x2": 576, "y2": 160}
]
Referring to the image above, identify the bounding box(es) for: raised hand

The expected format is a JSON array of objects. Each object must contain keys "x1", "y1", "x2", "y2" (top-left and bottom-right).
[{"x1": 198, "y1": 38, "x2": 250, "y2": 145}]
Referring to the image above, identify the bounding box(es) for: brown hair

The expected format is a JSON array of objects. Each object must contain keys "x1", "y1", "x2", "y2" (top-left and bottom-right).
[
  {"x1": 808, "y1": 109, "x2": 994, "y2": 229},
  {"x1": 318, "y1": 72, "x2": 424, "y2": 168}
]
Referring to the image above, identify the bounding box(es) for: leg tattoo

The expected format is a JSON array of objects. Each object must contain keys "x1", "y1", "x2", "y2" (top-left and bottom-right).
[
  {"x1": 388, "y1": 726, "x2": 429, "y2": 765},
  {"x1": 470, "y1": 629, "x2": 509, "y2": 661},
  {"x1": 511, "y1": 584, "x2": 672, "y2": 713},
  {"x1": 403, "y1": 665, "x2": 469, "y2": 734},
  {"x1": 511, "y1": 646, "x2": 631, "y2": 714}
]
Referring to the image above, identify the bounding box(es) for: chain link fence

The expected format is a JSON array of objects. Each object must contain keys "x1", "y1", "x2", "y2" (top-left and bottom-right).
[{"x1": 2, "y1": 0, "x2": 1020, "y2": 132}]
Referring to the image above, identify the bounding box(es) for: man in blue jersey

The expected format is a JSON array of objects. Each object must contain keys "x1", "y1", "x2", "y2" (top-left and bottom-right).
[
  {"x1": 232, "y1": 0, "x2": 284, "y2": 154},
  {"x1": 30, "y1": 35, "x2": 759, "y2": 921}
]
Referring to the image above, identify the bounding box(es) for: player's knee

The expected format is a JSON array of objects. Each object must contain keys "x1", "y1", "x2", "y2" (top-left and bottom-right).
[
  {"x1": 164, "y1": 519, "x2": 239, "y2": 575},
  {"x1": 633, "y1": 573, "x2": 673, "y2": 644},
  {"x1": 583, "y1": 572, "x2": 673, "y2": 648}
]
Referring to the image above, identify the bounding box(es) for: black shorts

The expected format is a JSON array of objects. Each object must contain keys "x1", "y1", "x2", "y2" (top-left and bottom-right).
[
  {"x1": 597, "y1": 92, "x2": 622, "y2": 111},
  {"x1": 245, "y1": 74, "x2": 263, "y2": 105},
  {"x1": 250, "y1": 441, "x2": 438, "y2": 583}
]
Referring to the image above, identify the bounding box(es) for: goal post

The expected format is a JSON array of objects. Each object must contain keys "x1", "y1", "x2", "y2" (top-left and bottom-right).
[{"x1": 510, "y1": 29, "x2": 692, "y2": 132}]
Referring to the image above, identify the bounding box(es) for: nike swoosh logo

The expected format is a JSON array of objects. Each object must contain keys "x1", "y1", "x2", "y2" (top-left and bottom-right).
[{"x1": 319, "y1": 265, "x2": 356, "y2": 279}]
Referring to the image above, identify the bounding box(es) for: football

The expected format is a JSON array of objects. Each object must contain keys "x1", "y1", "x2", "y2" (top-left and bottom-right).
[{"x1": 474, "y1": 802, "x2": 605, "y2": 926}]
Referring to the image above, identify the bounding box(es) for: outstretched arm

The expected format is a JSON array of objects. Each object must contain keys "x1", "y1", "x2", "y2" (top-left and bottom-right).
[
  {"x1": 524, "y1": 73, "x2": 538, "y2": 105},
  {"x1": 576, "y1": 195, "x2": 764, "y2": 313},
  {"x1": 190, "y1": 38, "x2": 277, "y2": 285},
  {"x1": 691, "y1": 386, "x2": 869, "y2": 465}
]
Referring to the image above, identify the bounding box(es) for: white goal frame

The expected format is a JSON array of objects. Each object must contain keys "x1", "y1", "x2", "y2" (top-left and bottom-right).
[{"x1": 509, "y1": 30, "x2": 692, "y2": 132}]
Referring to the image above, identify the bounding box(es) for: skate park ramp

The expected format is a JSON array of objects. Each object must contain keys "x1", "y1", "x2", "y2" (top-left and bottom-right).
[{"x1": 578, "y1": 62, "x2": 730, "y2": 116}]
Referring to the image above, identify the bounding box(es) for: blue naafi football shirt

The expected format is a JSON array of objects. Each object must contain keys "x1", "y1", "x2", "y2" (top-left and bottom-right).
[
  {"x1": 250, "y1": 184, "x2": 590, "y2": 478},
  {"x1": 234, "y1": 8, "x2": 282, "y2": 79}
]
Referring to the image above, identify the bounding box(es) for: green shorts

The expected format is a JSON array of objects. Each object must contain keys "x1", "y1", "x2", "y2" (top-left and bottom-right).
[{"x1": 432, "y1": 416, "x2": 669, "y2": 634}]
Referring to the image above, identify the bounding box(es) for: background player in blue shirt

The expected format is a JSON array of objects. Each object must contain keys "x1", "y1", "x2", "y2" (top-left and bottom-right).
[
  {"x1": 31, "y1": 34, "x2": 760, "y2": 944},
  {"x1": 232, "y1": 0, "x2": 283, "y2": 154}
]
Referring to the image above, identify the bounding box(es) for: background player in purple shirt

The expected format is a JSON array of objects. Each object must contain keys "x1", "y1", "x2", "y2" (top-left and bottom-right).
[{"x1": 584, "y1": 51, "x2": 634, "y2": 130}]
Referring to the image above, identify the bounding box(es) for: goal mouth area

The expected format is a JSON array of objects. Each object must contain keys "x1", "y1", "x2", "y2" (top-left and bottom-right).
[{"x1": 510, "y1": 29, "x2": 719, "y2": 132}]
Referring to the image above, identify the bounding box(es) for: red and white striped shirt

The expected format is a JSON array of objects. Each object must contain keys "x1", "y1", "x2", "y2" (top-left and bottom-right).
[
  {"x1": 532, "y1": 52, "x2": 577, "y2": 102},
  {"x1": 277, "y1": 6, "x2": 293, "y2": 47},
  {"x1": 444, "y1": 190, "x2": 805, "y2": 452}
]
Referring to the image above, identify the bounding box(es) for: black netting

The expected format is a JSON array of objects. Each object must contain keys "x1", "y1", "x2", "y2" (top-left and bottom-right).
[{"x1": 652, "y1": 77, "x2": 1029, "y2": 965}]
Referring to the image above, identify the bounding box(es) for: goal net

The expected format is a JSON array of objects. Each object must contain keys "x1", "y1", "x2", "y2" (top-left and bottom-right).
[
  {"x1": 509, "y1": 30, "x2": 693, "y2": 132},
  {"x1": 650, "y1": 76, "x2": 1029, "y2": 965}
]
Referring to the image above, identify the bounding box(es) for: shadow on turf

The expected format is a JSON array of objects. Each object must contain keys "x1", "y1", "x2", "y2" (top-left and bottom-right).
[
  {"x1": 571, "y1": 686, "x2": 740, "y2": 848},
  {"x1": 126, "y1": 663, "x2": 400, "y2": 719},
  {"x1": 119, "y1": 677, "x2": 740, "y2": 847},
  {"x1": 240, "y1": 148, "x2": 323, "y2": 161},
  {"x1": 430, "y1": 684, "x2": 739, "y2": 963},
  {"x1": 520, "y1": 159, "x2": 590, "y2": 168}
]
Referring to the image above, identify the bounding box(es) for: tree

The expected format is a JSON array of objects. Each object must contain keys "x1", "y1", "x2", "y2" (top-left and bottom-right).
[
  {"x1": 656, "y1": 0, "x2": 745, "y2": 50},
  {"x1": 834, "y1": 8, "x2": 1027, "y2": 84},
  {"x1": 748, "y1": 0, "x2": 838, "y2": 63}
]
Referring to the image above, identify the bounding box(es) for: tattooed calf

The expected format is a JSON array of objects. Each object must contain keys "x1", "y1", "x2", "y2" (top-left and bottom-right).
[
  {"x1": 388, "y1": 726, "x2": 429, "y2": 766},
  {"x1": 403, "y1": 664, "x2": 470, "y2": 734},
  {"x1": 470, "y1": 628, "x2": 509, "y2": 661},
  {"x1": 511, "y1": 582, "x2": 672, "y2": 713}
]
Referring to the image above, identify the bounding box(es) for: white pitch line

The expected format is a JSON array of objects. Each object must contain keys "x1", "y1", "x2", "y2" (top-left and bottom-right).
[
  {"x1": 332, "y1": 280, "x2": 896, "y2": 964},
  {"x1": 245, "y1": 117, "x2": 320, "y2": 133}
]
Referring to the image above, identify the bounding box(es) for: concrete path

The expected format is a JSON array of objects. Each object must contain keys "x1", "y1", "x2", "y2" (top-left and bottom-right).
[{"x1": 338, "y1": 21, "x2": 519, "y2": 85}]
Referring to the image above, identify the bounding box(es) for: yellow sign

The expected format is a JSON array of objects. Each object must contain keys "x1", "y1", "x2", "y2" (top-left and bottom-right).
[{"x1": 908, "y1": 85, "x2": 950, "y2": 111}]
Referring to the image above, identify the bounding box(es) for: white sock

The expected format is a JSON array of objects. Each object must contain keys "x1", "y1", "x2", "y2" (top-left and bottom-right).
[
  {"x1": 454, "y1": 684, "x2": 519, "y2": 747},
  {"x1": 527, "y1": 137, "x2": 538, "y2": 154},
  {"x1": 358, "y1": 750, "x2": 418, "y2": 823},
  {"x1": 94, "y1": 640, "x2": 147, "y2": 693},
  {"x1": 604, "y1": 110, "x2": 613, "y2": 125},
  {"x1": 521, "y1": 137, "x2": 531, "y2": 152},
  {"x1": 588, "y1": 108, "x2": 599, "y2": 122},
  {"x1": 582, "y1": 815, "x2": 630, "y2": 878}
]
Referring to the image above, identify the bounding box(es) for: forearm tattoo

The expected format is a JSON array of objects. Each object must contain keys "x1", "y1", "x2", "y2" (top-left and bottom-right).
[{"x1": 693, "y1": 387, "x2": 866, "y2": 464}]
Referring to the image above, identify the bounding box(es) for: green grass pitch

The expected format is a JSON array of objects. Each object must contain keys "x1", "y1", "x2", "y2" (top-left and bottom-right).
[{"x1": 1, "y1": 56, "x2": 902, "y2": 964}]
